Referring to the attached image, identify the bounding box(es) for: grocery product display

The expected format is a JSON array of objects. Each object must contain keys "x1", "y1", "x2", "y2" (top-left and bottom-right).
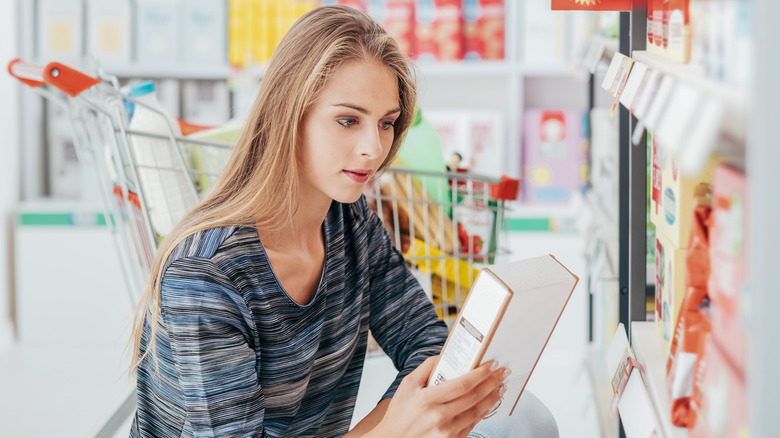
[
  {"x1": 584, "y1": 0, "x2": 763, "y2": 436},
  {"x1": 6, "y1": 1, "x2": 774, "y2": 437}
]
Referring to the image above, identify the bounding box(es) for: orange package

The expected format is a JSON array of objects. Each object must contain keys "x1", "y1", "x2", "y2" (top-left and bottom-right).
[{"x1": 666, "y1": 201, "x2": 712, "y2": 429}]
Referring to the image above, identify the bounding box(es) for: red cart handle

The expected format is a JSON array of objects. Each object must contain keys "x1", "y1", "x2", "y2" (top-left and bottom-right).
[{"x1": 8, "y1": 58, "x2": 101, "y2": 97}]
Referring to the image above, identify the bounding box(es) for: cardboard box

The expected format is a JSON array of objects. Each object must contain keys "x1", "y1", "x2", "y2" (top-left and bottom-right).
[
  {"x1": 708, "y1": 164, "x2": 748, "y2": 373},
  {"x1": 367, "y1": 0, "x2": 416, "y2": 58},
  {"x1": 665, "y1": 0, "x2": 690, "y2": 63},
  {"x1": 428, "y1": 255, "x2": 578, "y2": 419},
  {"x1": 414, "y1": 0, "x2": 463, "y2": 61},
  {"x1": 522, "y1": 109, "x2": 589, "y2": 203},
  {"x1": 87, "y1": 0, "x2": 132, "y2": 67},
  {"x1": 691, "y1": 337, "x2": 748, "y2": 438},
  {"x1": 462, "y1": 0, "x2": 504, "y2": 60},
  {"x1": 37, "y1": 0, "x2": 83, "y2": 64},
  {"x1": 649, "y1": 136, "x2": 716, "y2": 248},
  {"x1": 647, "y1": 0, "x2": 666, "y2": 57},
  {"x1": 181, "y1": 0, "x2": 228, "y2": 66},
  {"x1": 654, "y1": 232, "x2": 687, "y2": 356},
  {"x1": 136, "y1": 0, "x2": 181, "y2": 66}
]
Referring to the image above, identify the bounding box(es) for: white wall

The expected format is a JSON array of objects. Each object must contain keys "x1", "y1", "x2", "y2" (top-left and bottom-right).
[{"x1": 0, "y1": 0, "x2": 20, "y2": 350}]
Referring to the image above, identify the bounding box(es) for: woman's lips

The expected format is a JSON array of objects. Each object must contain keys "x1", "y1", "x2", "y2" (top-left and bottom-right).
[{"x1": 343, "y1": 169, "x2": 370, "y2": 183}]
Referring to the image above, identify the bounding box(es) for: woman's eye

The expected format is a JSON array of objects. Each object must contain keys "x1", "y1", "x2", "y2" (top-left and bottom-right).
[
  {"x1": 380, "y1": 121, "x2": 395, "y2": 130},
  {"x1": 337, "y1": 119, "x2": 358, "y2": 128}
]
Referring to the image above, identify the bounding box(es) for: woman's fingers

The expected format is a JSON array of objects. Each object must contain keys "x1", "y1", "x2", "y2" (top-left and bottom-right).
[{"x1": 426, "y1": 360, "x2": 504, "y2": 403}]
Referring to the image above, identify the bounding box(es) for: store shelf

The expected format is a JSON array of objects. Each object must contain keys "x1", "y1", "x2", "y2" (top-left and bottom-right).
[
  {"x1": 630, "y1": 51, "x2": 747, "y2": 145},
  {"x1": 587, "y1": 344, "x2": 619, "y2": 438},
  {"x1": 521, "y1": 63, "x2": 573, "y2": 78},
  {"x1": 101, "y1": 64, "x2": 233, "y2": 80},
  {"x1": 417, "y1": 61, "x2": 516, "y2": 78},
  {"x1": 630, "y1": 322, "x2": 687, "y2": 438}
]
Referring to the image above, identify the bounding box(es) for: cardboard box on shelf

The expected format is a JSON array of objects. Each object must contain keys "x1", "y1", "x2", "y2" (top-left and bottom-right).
[
  {"x1": 87, "y1": 0, "x2": 132, "y2": 67},
  {"x1": 136, "y1": 0, "x2": 181, "y2": 66},
  {"x1": 665, "y1": 0, "x2": 691, "y2": 63},
  {"x1": 649, "y1": 136, "x2": 716, "y2": 249},
  {"x1": 654, "y1": 232, "x2": 687, "y2": 357},
  {"x1": 691, "y1": 337, "x2": 748, "y2": 438},
  {"x1": 181, "y1": 0, "x2": 228, "y2": 66},
  {"x1": 647, "y1": 0, "x2": 666, "y2": 57},
  {"x1": 37, "y1": 0, "x2": 83, "y2": 64},
  {"x1": 462, "y1": 0, "x2": 504, "y2": 60},
  {"x1": 367, "y1": 0, "x2": 416, "y2": 58},
  {"x1": 708, "y1": 164, "x2": 748, "y2": 374},
  {"x1": 522, "y1": 109, "x2": 588, "y2": 204},
  {"x1": 414, "y1": 0, "x2": 463, "y2": 61}
]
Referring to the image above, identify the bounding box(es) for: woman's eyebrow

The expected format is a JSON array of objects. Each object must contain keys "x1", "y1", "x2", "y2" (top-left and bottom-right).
[{"x1": 333, "y1": 103, "x2": 401, "y2": 117}]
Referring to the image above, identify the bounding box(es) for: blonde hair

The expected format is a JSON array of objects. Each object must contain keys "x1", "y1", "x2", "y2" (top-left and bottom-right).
[{"x1": 129, "y1": 5, "x2": 417, "y2": 372}]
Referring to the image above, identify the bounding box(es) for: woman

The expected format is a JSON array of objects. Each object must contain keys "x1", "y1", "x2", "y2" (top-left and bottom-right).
[{"x1": 129, "y1": 5, "x2": 557, "y2": 437}]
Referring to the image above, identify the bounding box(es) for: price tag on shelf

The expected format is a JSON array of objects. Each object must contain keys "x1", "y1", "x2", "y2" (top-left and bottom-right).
[
  {"x1": 679, "y1": 96, "x2": 726, "y2": 176},
  {"x1": 601, "y1": 52, "x2": 628, "y2": 96},
  {"x1": 655, "y1": 82, "x2": 703, "y2": 156},
  {"x1": 630, "y1": 69, "x2": 662, "y2": 146},
  {"x1": 643, "y1": 75, "x2": 676, "y2": 135},
  {"x1": 585, "y1": 40, "x2": 607, "y2": 74},
  {"x1": 619, "y1": 62, "x2": 649, "y2": 111},
  {"x1": 609, "y1": 58, "x2": 635, "y2": 117}
]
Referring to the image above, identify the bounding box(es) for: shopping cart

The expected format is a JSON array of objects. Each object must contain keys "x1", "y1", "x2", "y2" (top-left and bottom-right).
[
  {"x1": 8, "y1": 59, "x2": 518, "y2": 329},
  {"x1": 8, "y1": 59, "x2": 235, "y2": 306},
  {"x1": 364, "y1": 167, "x2": 518, "y2": 328}
]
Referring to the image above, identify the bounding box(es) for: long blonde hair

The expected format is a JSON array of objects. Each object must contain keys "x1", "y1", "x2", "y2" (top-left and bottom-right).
[{"x1": 129, "y1": 5, "x2": 418, "y2": 372}]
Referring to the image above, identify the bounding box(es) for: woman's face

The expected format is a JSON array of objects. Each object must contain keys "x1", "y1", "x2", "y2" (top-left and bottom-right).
[{"x1": 299, "y1": 58, "x2": 400, "y2": 207}]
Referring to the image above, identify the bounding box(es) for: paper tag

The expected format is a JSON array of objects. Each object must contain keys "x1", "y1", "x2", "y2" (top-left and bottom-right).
[
  {"x1": 610, "y1": 350, "x2": 647, "y2": 413},
  {"x1": 655, "y1": 82, "x2": 703, "y2": 155},
  {"x1": 620, "y1": 62, "x2": 649, "y2": 111},
  {"x1": 610, "y1": 58, "x2": 635, "y2": 116},
  {"x1": 644, "y1": 75, "x2": 676, "y2": 133},
  {"x1": 601, "y1": 52, "x2": 627, "y2": 95}
]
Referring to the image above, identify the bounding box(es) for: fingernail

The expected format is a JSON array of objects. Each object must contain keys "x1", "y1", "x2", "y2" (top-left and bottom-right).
[
  {"x1": 502, "y1": 368, "x2": 512, "y2": 379},
  {"x1": 498, "y1": 383, "x2": 507, "y2": 397},
  {"x1": 489, "y1": 361, "x2": 498, "y2": 372}
]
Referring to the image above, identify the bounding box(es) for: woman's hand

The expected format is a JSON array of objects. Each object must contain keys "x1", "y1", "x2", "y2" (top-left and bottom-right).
[{"x1": 376, "y1": 356, "x2": 509, "y2": 437}]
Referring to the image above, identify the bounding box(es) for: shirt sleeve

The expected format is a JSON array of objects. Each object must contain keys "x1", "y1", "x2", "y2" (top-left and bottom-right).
[
  {"x1": 160, "y1": 257, "x2": 266, "y2": 438},
  {"x1": 358, "y1": 197, "x2": 449, "y2": 400}
]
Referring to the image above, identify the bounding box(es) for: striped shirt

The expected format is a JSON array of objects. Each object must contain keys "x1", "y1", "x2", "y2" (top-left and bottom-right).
[{"x1": 130, "y1": 196, "x2": 449, "y2": 437}]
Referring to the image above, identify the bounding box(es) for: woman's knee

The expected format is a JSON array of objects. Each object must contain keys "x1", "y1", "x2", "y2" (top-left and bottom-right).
[{"x1": 468, "y1": 390, "x2": 559, "y2": 438}]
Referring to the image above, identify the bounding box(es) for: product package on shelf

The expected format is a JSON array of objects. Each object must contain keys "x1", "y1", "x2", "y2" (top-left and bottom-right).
[
  {"x1": 666, "y1": 0, "x2": 691, "y2": 63},
  {"x1": 649, "y1": 135, "x2": 717, "y2": 249},
  {"x1": 690, "y1": 336, "x2": 748, "y2": 438},
  {"x1": 666, "y1": 204, "x2": 711, "y2": 429},
  {"x1": 522, "y1": 109, "x2": 588, "y2": 204},
  {"x1": 87, "y1": 0, "x2": 132, "y2": 68},
  {"x1": 462, "y1": 0, "x2": 504, "y2": 60},
  {"x1": 37, "y1": 0, "x2": 84, "y2": 65},
  {"x1": 414, "y1": 0, "x2": 464, "y2": 61},
  {"x1": 708, "y1": 164, "x2": 748, "y2": 374},
  {"x1": 135, "y1": 0, "x2": 180, "y2": 66},
  {"x1": 654, "y1": 231, "x2": 687, "y2": 357},
  {"x1": 647, "y1": 0, "x2": 666, "y2": 57},
  {"x1": 366, "y1": 0, "x2": 416, "y2": 58},
  {"x1": 181, "y1": 0, "x2": 228, "y2": 66}
]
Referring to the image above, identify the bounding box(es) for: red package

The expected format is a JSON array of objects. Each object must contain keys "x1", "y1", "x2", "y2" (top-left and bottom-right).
[
  {"x1": 414, "y1": 0, "x2": 463, "y2": 61},
  {"x1": 379, "y1": 1, "x2": 416, "y2": 59},
  {"x1": 666, "y1": 203, "x2": 712, "y2": 429},
  {"x1": 462, "y1": 0, "x2": 504, "y2": 60}
]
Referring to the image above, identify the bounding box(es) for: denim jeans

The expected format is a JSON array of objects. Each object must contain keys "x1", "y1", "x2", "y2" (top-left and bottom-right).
[{"x1": 468, "y1": 391, "x2": 559, "y2": 438}]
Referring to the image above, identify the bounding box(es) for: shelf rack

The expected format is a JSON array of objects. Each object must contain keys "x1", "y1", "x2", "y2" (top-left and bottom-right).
[{"x1": 585, "y1": 0, "x2": 780, "y2": 436}]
